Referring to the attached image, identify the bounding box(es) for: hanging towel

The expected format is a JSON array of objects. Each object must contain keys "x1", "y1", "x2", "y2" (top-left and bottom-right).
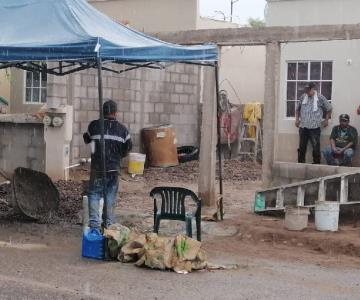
[{"x1": 302, "y1": 92, "x2": 319, "y2": 112}]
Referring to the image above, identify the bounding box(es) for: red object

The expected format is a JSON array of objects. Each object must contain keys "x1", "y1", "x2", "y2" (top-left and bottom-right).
[{"x1": 219, "y1": 107, "x2": 242, "y2": 144}]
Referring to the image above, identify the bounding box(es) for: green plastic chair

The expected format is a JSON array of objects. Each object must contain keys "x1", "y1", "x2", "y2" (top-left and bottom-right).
[{"x1": 150, "y1": 187, "x2": 202, "y2": 241}]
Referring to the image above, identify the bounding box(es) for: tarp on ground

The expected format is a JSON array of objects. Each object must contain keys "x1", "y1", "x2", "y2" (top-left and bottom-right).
[{"x1": 0, "y1": 0, "x2": 218, "y2": 62}]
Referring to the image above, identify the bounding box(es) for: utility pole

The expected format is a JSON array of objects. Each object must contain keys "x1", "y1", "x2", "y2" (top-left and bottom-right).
[{"x1": 230, "y1": 0, "x2": 239, "y2": 22}]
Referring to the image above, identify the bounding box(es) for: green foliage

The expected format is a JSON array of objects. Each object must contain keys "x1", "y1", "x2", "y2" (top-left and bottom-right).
[{"x1": 248, "y1": 17, "x2": 266, "y2": 28}]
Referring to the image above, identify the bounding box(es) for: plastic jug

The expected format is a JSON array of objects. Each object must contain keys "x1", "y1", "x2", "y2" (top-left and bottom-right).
[{"x1": 82, "y1": 228, "x2": 105, "y2": 260}]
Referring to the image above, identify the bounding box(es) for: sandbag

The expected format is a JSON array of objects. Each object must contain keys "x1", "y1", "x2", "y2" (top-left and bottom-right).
[
  {"x1": 103, "y1": 224, "x2": 130, "y2": 259},
  {"x1": 135, "y1": 233, "x2": 175, "y2": 270},
  {"x1": 118, "y1": 231, "x2": 146, "y2": 263}
]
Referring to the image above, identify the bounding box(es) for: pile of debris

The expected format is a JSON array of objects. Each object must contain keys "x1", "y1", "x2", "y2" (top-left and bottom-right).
[
  {"x1": 144, "y1": 159, "x2": 261, "y2": 184},
  {"x1": 0, "y1": 180, "x2": 84, "y2": 223},
  {"x1": 54, "y1": 180, "x2": 84, "y2": 223}
]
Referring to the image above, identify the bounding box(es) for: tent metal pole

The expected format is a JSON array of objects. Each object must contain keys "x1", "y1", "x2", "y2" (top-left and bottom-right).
[
  {"x1": 96, "y1": 56, "x2": 108, "y2": 228},
  {"x1": 214, "y1": 61, "x2": 224, "y2": 220}
]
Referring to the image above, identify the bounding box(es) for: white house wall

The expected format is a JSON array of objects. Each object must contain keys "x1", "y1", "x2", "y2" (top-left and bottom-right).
[
  {"x1": 220, "y1": 46, "x2": 266, "y2": 104},
  {"x1": 276, "y1": 39, "x2": 360, "y2": 163},
  {"x1": 266, "y1": 0, "x2": 360, "y2": 26}
]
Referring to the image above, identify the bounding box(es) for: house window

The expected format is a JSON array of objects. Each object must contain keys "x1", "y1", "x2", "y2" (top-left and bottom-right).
[
  {"x1": 286, "y1": 61, "x2": 333, "y2": 118},
  {"x1": 25, "y1": 71, "x2": 47, "y2": 103}
]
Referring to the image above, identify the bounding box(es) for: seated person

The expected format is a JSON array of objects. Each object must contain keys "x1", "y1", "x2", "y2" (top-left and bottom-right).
[{"x1": 322, "y1": 114, "x2": 358, "y2": 166}]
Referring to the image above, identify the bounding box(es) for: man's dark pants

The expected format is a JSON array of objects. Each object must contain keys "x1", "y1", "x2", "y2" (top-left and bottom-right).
[{"x1": 298, "y1": 127, "x2": 321, "y2": 164}]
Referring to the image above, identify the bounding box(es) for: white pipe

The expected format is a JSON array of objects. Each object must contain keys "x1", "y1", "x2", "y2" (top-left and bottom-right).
[{"x1": 64, "y1": 158, "x2": 91, "y2": 181}]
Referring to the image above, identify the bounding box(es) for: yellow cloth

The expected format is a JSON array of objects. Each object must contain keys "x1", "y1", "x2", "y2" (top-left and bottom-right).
[{"x1": 243, "y1": 103, "x2": 262, "y2": 138}]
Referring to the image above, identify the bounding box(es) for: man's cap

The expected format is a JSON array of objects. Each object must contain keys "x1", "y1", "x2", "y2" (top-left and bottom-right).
[
  {"x1": 339, "y1": 114, "x2": 350, "y2": 121},
  {"x1": 304, "y1": 82, "x2": 316, "y2": 90},
  {"x1": 103, "y1": 99, "x2": 117, "y2": 116}
]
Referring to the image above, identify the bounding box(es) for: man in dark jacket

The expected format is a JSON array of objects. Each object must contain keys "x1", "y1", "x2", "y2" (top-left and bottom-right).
[
  {"x1": 83, "y1": 99, "x2": 132, "y2": 229},
  {"x1": 322, "y1": 114, "x2": 357, "y2": 166}
]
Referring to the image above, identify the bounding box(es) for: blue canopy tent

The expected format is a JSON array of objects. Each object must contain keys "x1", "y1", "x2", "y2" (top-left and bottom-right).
[{"x1": 0, "y1": 0, "x2": 223, "y2": 219}]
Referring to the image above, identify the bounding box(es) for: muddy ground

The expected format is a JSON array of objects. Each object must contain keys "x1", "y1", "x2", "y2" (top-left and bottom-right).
[{"x1": 1, "y1": 160, "x2": 360, "y2": 299}]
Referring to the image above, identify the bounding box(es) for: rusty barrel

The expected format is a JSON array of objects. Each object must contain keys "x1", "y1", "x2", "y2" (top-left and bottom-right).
[{"x1": 142, "y1": 124, "x2": 179, "y2": 167}]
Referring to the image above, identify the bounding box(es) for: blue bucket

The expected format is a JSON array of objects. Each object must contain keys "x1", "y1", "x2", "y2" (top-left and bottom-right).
[{"x1": 82, "y1": 228, "x2": 105, "y2": 260}]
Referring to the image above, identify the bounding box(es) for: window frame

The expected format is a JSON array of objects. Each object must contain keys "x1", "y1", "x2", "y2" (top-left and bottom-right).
[
  {"x1": 23, "y1": 70, "x2": 47, "y2": 105},
  {"x1": 285, "y1": 60, "x2": 333, "y2": 120}
]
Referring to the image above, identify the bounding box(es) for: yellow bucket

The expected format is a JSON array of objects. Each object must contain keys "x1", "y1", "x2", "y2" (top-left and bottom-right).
[{"x1": 128, "y1": 153, "x2": 146, "y2": 175}]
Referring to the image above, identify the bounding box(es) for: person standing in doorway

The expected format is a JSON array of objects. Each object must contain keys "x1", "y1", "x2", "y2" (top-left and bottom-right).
[
  {"x1": 83, "y1": 99, "x2": 132, "y2": 231},
  {"x1": 295, "y1": 82, "x2": 332, "y2": 164}
]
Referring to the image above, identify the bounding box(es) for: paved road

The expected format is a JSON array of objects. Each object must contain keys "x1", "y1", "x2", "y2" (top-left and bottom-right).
[{"x1": 0, "y1": 242, "x2": 360, "y2": 300}]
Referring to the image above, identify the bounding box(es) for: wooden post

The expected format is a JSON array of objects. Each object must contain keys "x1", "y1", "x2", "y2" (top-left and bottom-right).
[
  {"x1": 198, "y1": 66, "x2": 217, "y2": 207},
  {"x1": 262, "y1": 42, "x2": 281, "y2": 188}
]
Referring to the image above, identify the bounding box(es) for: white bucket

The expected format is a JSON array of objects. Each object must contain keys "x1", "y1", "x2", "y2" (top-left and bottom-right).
[
  {"x1": 315, "y1": 201, "x2": 340, "y2": 232},
  {"x1": 284, "y1": 206, "x2": 310, "y2": 231},
  {"x1": 128, "y1": 153, "x2": 146, "y2": 175}
]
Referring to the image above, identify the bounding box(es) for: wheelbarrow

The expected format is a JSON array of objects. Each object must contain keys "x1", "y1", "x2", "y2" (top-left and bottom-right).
[{"x1": 9, "y1": 167, "x2": 59, "y2": 219}]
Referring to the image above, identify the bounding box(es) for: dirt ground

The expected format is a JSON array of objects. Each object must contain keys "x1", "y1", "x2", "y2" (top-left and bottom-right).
[{"x1": 1, "y1": 160, "x2": 360, "y2": 299}]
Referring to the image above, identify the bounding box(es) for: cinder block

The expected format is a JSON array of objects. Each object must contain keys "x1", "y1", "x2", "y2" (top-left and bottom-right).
[
  {"x1": 81, "y1": 122, "x2": 89, "y2": 133},
  {"x1": 189, "y1": 74, "x2": 198, "y2": 84},
  {"x1": 87, "y1": 111, "x2": 99, "y2": 121},
  {"x1": 193, "y1": 66, "x2": 200, "y2": 75},
  {"x1": 131, "y1": 102, "x2": 142, "y2": 112},
  {"x1": 160, "y1": 114, "x2": 170, "y2": 123},
  {"x1": 118, "y1": 101, "x2": 131, "y2": 111},
  {"x1": 135, "y1": 113, "x2": 142, "y2": 123},
  {"x1": 129, "y1": 123, "x2": 141, "y2": 133},
  {"x1": 144, "y1": 103, "x2": 155, "y2": 113},
  {"x1": 74, "y1": 111, "x2": 88, "y2": 122},
  {"x1": 87, "y1": 87, "x2": 98, "y2": 99},
  {"x1": 184, "y1": 65, "x2": 194, "y2": 74},
  {"x1": 73, "y1": 86, "x2": 87, "y2": 98},
  {"x1": 81, "y1": 74, "x2": 95, "y2": 87},
  {"x1": 159, "y1": 93, "x2": 170, "y2": 102},
  {"x1": 72, "y1": 122, "x2": 80, "y2": 135},
  {"x1": 164, "y1": 83, "x2": 175, "y2": 93},
  {"x1": 179, "y1": 95, "x2": 189, "y2": 104},
  {"x1": 176, "y1": 64, "x2": 185, "y2": 73},
  {"x1": 74, "y1": 74, "x2": 81, "y2": 86},
  {"x1": 119, "y1": 78, "x2": 131, "y2": 90},
  {"x1": 149, "y1": 92, "x2": 160, "y2": 103},
  {"x1": 188, "y1": 95, "x2": 198, "y2": 104},
  {"x1": 155, "y1": 103, "x2": 164, "y2": 113},
  {"x1": 103, "y1": 88, "x2": 113, "y2": 99},
  {"x1": 145, "y1": 81, "x2": 154, "y2": 92},
  {"x1": 170, "y1": 94, "x2": 180, "y2": 103},
  {"x1": 180, "y1": 74, "x2": 189, "y2": 84},
  {"x1": 170, "y1": 73, "x2": 180, "y2": 83},
  {"x1": 175, "y1": 84, "x2": 183, "y2": 93},
  {"x1": 183, "y1": 105, "x2": 194, "y2": 114},
  {"x1": 80, "y1": 99, "x2": 94, "y2": 111},
  {"x1": 135, "y1": 91, "x2": 142, "y2": 101},
  {"x1": 149, "y1": 113, "x2": 160, "y2": 124},
  {"x1": 170, "y1": 114, "x2": 179, "y2": 123},
  {"x1": 183, "y1": 85, "x2": 194, "y2": 94},
  {"x1": 47, "y1": 83, "x2": 67, "y2": 98},
  {"x1": 113, "y1": 89, "x2": 125, "y2": 100},
  {"x1": 164, "y1": 103, "x2": 176, "y2": 114},
  {"x1": 108, "y1": 77, "x2": 120, "y2": 89},
  {"x1": 131, "y1": 80, "x2": 141, "y2": 91},
  {"x1": 124, "y1": 112, "x2": 135, "y2": 123},
  {"x1": 175, "y1": 104, "x2": 183, "y2": 113}
]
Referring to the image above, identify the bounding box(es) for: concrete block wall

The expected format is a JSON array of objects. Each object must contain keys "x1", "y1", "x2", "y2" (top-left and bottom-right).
[
  {"x1": 69, "y1": 63, "x2": 201, "y2": 162},
  {"x1": 0, "y1": 120, "x2": 45, "y2": 174}
]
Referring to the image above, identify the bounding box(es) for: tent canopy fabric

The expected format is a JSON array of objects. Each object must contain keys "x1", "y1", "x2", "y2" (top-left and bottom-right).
[{"x1": 0, "y1": 0, "x2": 218, "y2": 62}]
